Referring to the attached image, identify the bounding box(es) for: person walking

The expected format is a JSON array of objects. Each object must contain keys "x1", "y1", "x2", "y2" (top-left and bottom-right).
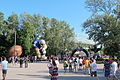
[
  {"x1": 111, "y1": 59, "x2": 118, "y2": 80},
  {"x1": 85, "y1": 58, "x2": 90, "y2": 74},
  {"x1": 24, "y1": 57, "x2": 28, "y2": 68},
  {"x1": 63, "y1": 58, "x2": 68, "y2": 73},
  {"x1": 0, "y1": 57, "x2": 8, "y2": 80},
  {"x1": 117, "y1": 59, "x2": 120, "y2": 69},
  {"x1": 78, "y1": 57, "x2": 83, "y2": 70},
  {"x1": 55, "y1": 57, "x2": 59, "y2": 68},
  {"x1": 73, "y1": 58, "x2": 78, "y2": 72},
  {"x1": 19, "y1": 57, "x2": 24, "y2": 68},
  {"x1": 68, "y1": 58, "x2": 73, "y2": 72},
  {"x1": 104, "y1": 59, "x2": 111, "y2": 80},
  {"x1": 90, "y1": 59, "x2": 98, "y2": 80},
  {"x1": 51, "y1": 59, "x2": 58, "y2": 80}
]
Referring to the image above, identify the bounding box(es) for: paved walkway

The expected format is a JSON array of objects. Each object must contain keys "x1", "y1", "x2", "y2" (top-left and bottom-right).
[{"x1": 0, "y1": 62, "x2": 120, "y2": 80}]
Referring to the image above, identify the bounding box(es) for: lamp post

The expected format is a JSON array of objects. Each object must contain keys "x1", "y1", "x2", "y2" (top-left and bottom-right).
[
  {"x1": 14, "y1": 28, "x2": 16, "y2": 46},
  {"x1": 14, "y1": 28, "x2": 16, "y2": 55}
]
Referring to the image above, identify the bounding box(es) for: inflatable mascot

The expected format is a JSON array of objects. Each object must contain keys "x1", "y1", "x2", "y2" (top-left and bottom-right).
[
  {"x1": 8, "y1": 45, "x2": 22, "y2": 57},
  {"x1": 32, "y1": 39, "x2": 47, "y2": 58}
]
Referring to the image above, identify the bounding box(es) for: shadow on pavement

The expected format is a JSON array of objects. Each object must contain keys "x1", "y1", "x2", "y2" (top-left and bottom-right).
[
  {"x1": 7, "y1": 79, "x2": 22, "y2": 80},
  {"x1": 58, "y1": 75, "x2": 105, "y2": 80},
  {"x1": 17, "y1": 74, "x2": 49, "y2": 79}
]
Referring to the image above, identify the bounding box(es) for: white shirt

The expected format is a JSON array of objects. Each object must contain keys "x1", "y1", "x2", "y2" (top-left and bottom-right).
[
  {"x1": 1, "y1": 60, "x2": 8, "y2": 70},
  {"x1": 69, "y1": 59, "x2": 73, "y2": 63},
  {"x1": 90, "y1": 62, "x2": 97, "y2": 72},
  {"x1": 111, "y1": 61, "x2": 117, "y2": 71},
  {"x1": 55, "y1": 60, "x2": 59, "y2": 67},
  {"x1": 79, "y1": 59, "x2": 83, "y2": 64}
]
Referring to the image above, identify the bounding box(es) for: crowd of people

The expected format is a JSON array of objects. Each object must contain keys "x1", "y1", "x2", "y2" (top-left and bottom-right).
[
  {"x1": 61, "y1": 56, "x2": 120, "y2": 80},
  {"x1": 0, "y1": 55, "x2": 120, "y2": 80},
  {"x1": 46, "y1": 55, "x2": 120, "y2": 80}
]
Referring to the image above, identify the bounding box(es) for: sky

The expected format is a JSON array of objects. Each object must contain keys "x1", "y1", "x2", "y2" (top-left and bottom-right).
[{"x1": 0, "y1": 0, "x2": 94, "y2": 44}]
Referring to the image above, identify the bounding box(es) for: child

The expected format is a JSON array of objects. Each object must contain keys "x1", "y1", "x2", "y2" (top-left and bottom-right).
[{"x1": 63, "y1": 59, "x2": 68, "y2": 73}]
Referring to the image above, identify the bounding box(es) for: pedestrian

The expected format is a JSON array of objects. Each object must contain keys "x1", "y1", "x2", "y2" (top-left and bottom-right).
[
  {"x1": 85, "y1": 58, "x2": 90, "y2": 74},
  {"x1": 55, "y1": 57, "x2": 59, "y2": 68},
  {"x1": 51, "y1": 59, "x2": 58, "y2": 80},
  {"x1": 24, "y1": 57, "x2": 28, "y2": 68},
  {"x1": 63, "y1": 58, "x2": 68, "y2": 73},
  {"x1": 68, "y1": 58, "x2": 73, "y2": 72},
  {"x1": 111, "y1": 59, "x2": 118, "y2": 80},
  {"x1": 78, "y1": 57, "x2": 83, "y2": 70},
  {"x1": 90, "y1": 59, "x2": 98, "y2": 80},
  {"x1": 73, "y1": 58, "x2": 78, "y2": 72},
  {"x1": 117, "y1": 59, "x2": 120, "y2": 69},
  {"x1": 103, "y1": 59, "x2": 111, "y2": 80},
  {"x1": 82, "y1": 57, "x2": 85, "y2": 70},
  {"x1": 0, "y1": 57, "x2": 8, "y2": 80},
  {"x1": 19, "y1": 57, "x2": 24, "y2": 68}
]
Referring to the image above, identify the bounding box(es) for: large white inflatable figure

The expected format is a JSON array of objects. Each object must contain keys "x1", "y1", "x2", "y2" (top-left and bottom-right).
[{"x1": 33, "y1": 39, "x2": 47, "y2": 58}]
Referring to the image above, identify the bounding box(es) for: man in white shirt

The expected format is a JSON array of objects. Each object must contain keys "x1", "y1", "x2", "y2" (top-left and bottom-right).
[
  {"x1": 90, "y1": 59, "x2": 98, "y2": 80},
  {"x1": 0, "y1": 57, "x2": 8, "y2": 80},
  {"x1": 111, "y1": 59, "x2": 118, "y2": 80},
  {"x1": 55, "y1": 57, "x2": 59, "y2": 68}
]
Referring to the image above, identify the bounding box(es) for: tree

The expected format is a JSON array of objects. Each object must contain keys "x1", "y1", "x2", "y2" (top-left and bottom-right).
[
  {"x1": 43, "y1": 18, "x2": 75, "y2": 56},
  {"x1": 0, "y1": 12, "x2": 8, "y2": 56},
  {"x1": 85, "y1": 0, "x2": 117, "y2": 15},
  {"x1": 7, "y1": 13, "x2": 19, "y2": 46},
  {"x1": 32, "y1": 14, "x2": 42, "y2": 40},
  {"x1": 0, "y1": 12, "x2": 77, "y2": 57},
  {"x1": 19, "y1": 13, "x2": 34, "y2": 55},
  {"x1": 83, "y1": 0, "x2": 120, "y2": 57}
]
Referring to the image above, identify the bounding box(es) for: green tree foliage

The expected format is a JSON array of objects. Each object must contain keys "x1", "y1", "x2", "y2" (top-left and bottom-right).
[
  {"x1": 0, "y1": 12, "x2": 79, "y2": 57},
  {"x1": 85, "y1": 0, "x2": 117, "y2": 15},
  {"x1": 43, "y1": 18, "x2": 75, "y2": 56},
  {"x1": 84, "y1": 0, "x2": 120, "y2": 57},
  {"x1": 7, "y1": 13, "x2": 19, "y2": 45},
  {"x1": 19, "y1": 14, "x2": 34, "y2": 55},
  {"x1": 0, "y1": 12, "x2": 8, "y2": 56}
]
